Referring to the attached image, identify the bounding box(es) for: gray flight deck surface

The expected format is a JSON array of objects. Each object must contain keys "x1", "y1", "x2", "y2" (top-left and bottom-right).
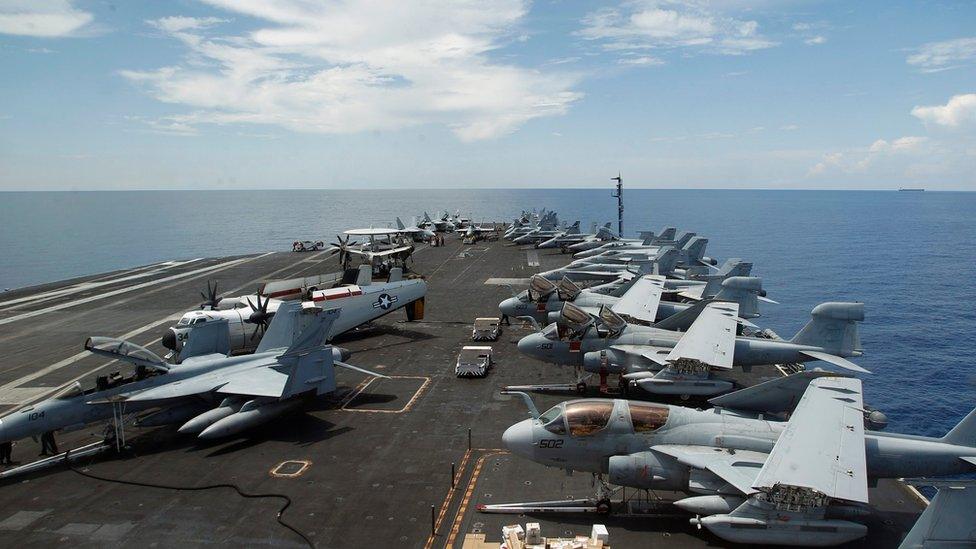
[{"x1": 0, "y1": 239, "x2": 925, "y2": 547}]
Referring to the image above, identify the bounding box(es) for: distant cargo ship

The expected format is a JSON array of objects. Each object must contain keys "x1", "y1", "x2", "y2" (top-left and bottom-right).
[{"x1": 899, "y1": 188, "x2": 925, "y2": 191}]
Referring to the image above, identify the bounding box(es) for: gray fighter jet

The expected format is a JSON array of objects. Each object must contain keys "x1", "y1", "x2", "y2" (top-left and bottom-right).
[
  {"x1": 395, "y1": 216, "x2": 435, "y2": 242},
  {"x1": 537, "y1": 247, "x2": 683, "y2": 283},
  {"x1": 569, "y1": 227, "x2": 681, "y2": 257},
  {"x1": 500, "y1": 274, "x2": 770, "y2": 329},
  {"x1": 536, "y1": 223, "x2": 615, "y2": 250},
  {"x1": 0, "y1": 304, "x2": 384, "y2": 444},
  {"x1": 501, "y1": 375, "x2": 976, "y2": 546},
  {"x1": 512, "y1": 221, "x2": 581, "y2": 246},
  {"x1": 517, "y1": 300, "x2": 866, "y2": 396}
]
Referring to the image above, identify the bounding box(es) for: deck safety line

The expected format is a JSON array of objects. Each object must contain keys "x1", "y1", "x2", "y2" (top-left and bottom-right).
[
  {"x1": 423, "y1": 449, "x2": 473, "y2": 549},
  {"x1": 339, "y1": 376, "x2": 431, "y2": 414},
  {"x1": 444, "y1": 450, "x2": 509, "y2": 548}
]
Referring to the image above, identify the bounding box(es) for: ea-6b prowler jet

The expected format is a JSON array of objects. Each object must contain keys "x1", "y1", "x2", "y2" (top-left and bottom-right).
[
  {"x1": 517, "y1": 300, "x2": 867, "y2": 396},
  {"x1": 500, "y1": 274, "x2": 770, "y2": 327},
  {"x1": 0, "y1": 304, "x2": 386, "y2": 444},
  {"x1": 500, "y1": 375, "x2": 976, "y2": 546},
  {"x1": 162, "y1": 266, "x2": 426, "y2": 362}
]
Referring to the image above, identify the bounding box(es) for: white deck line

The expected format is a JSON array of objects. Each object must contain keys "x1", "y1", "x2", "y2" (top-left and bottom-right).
[
  {"x1": 0, "y1": 254, "x2": 271, "y2": 327},
  {"x1": 0, "y1": 259, "x2": 204, "y2": 310}
]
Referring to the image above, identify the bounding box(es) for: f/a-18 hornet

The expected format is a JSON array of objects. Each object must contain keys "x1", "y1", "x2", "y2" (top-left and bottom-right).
[
  {"x1": 0, "y1": 304, "x2": 386, "y2": 444},
  {"x1": 500, "y1": 374, "x2": 976, "y2": 546}
]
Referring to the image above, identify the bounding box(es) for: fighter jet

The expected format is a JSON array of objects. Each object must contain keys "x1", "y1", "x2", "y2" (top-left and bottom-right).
[
  {"x1": 0, "y1": 304, "x2": 386, "y2": 445},
  {"x1": 501, "y1": 375, "x2": 976, "y2": 546},
  {"x1": 395, "y1": 217, "x2": 435, "y2": 242},
  {"x1": 567, "y1": 226, "x2": 679, "y2": 256},
  {"x1": 421, "y1": 211, "x2": 455, "y2": 232},
  {"x1": 500, "y1": 274, "x2": 770, "y2": 327},
  {"x1": 505, "y1": 210, "x2": 557, "y2": 240},
  {"x1": 536, "y1": 247, "x2": 683, "y2": 283},
  {"x1": 537, "y1": 223, "x2": 615, "y2": 251},
  {"x1": 162, "y1": 266, "x2": 426, "y2": 362},
  {"x1": 511, "y1": 221, "x2": 581, "y2": 246},
  {"x1": 517, "y1": 300, "x2": 867, "y2": 396}
]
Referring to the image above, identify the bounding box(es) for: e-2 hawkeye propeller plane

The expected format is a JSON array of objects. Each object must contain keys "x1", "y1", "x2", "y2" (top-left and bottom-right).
[
  {"x1": 498, "y1": 374, "x2": 976, "y2": 546},
  {"x1": 162, "y1": 266, "x2": 426, "y2": 362},
  {"x1": 330, "y1": 228, "x2": 416, "y2": 273},
  {"x1": 516, "y1": 300, "x2": 867, "y2": 397},
  {"x1": 0, "y1": 304, "x2": 386, "y2": 445}
]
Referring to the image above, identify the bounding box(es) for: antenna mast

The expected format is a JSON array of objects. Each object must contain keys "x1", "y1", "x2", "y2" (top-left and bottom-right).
[{"x1": 611, "y1": 173, "x2": 623, "y2": 237}]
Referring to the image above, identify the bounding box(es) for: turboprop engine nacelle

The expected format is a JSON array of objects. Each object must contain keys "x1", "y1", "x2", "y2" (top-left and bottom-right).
[{"x1": 608, "y1": 452, "x2": 685, "y2": 490}]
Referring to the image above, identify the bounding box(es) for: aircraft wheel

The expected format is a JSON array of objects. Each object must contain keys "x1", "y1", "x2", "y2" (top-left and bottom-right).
[
  {"x1": 596, "y1": 499, "x2": 611, "y2": 515},
  {"x1": 575, "y1": 382, "x2": 586, "y2": 395},
  {"x1": 680, "y1": 394, "x2": 691, "y2": 401}
]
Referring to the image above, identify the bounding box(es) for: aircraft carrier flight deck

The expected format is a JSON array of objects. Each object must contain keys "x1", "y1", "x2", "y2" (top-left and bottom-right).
[{"x1": 0, "y1": 237, "x2": 927, "y2": 548}]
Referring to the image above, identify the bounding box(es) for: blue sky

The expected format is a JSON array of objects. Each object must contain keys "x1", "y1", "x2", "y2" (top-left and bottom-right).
[{"x1": 0, "y1": 0, "x2": 973, "y2": 190}]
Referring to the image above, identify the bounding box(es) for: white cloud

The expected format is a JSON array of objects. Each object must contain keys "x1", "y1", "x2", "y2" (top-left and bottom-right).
[
  {"x1": 907, "y1": 37, "x2": 976, "y2": 73},
  {"x1": 122, "y1": 0, "x2": 582, "y2": 142},
  {"x1": 0, "y1": 0, "x2": 93, "y2": 37},
  {"x1": 808, "y1": 136, "x2": 930, "y2": 175},
  {"x1": 148, "y1": 16, "x2": 228, "y2": 34},
  {"x1": 618, "y1": 55, "x2": 664, "y2": 66},
  {"x1": 780, "y1": 124, "x2": 798, "y2": 130},
  {"x1": 911, "y1": 94, "x2": 976, "y2": 127},
  {"x1": 578, "y1": 0, "x2": 777, "y2": 58},
  {"x1": 804, "y1": 35, "x2": 826, "y2": 45}
]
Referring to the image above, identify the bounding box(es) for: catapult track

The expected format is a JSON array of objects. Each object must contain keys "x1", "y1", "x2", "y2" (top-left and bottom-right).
[{"x1": 0, "y1": 239, "x2": 925, "y2": 547}]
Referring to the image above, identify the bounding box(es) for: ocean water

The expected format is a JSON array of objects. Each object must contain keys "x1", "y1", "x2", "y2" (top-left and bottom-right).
[{"x1": 1, "y1": 189, "x2": 974, "y2": 439}]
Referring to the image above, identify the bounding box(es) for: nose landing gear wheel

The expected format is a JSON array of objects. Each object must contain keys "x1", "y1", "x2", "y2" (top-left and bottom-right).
[{"x1": 575, "y1": 382, "x2": 587, "y2": 395}]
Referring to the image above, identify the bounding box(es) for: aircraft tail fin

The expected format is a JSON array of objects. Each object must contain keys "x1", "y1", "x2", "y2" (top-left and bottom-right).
[
  {"x1": 658, "y1": 227, "x2": 677, "y2": 241},
  {"x1": 567, "y1": 221, "x2": 580, "y2": 234},
  {"x1": 943, "y1": 408, "x2": 976, "y2": 448},
  {"x1": 674, "y1": 232, "x2": 697, "y2": 249},
  {"x1": 790, "y1": 302, "x2": 864, "y2": 356},
  {"x1": 177, "y1": 319, "x2": 231, "y2": 362},
  {"x1": 258, "y1": 303, "x2": 339, "y2": 354},
  {"x1": 713, "y1": 277, "x2": 764, "y2": 318},
  {"x1": 684, "y1": 236, "x2": 708, "y2": 261},
  {"x1": 654, "y1": 248, "x2": 680, "y2": 275},
  {"x1": 396, "y1": 217, "x2": 406, "y2": 230}
]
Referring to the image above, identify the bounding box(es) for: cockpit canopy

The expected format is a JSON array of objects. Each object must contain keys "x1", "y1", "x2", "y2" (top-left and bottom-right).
[
  {"x1": 528, "y1": 275, "x2": 557, "y2": 302},
  {"x1": 539, "y1": 400, "x2": 669, "y2": 436},
  {"x1": 556, "y1": 277, "x2": 581, "y2": 301},
  {"x1": 539, "y1": 400, "x2": 614, "y2": 437},
  {"x1": 84, "y1": 337, "x2": 169, "y2": 372}
]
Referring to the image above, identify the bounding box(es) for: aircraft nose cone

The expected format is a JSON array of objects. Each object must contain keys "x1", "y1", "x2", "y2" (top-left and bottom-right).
[
  {"x1": 517, "y1": 333, "x2": 544, "y2": 358},
  {"x1": 502, "y1": 420, "x2": 534, "y2": 459},
  {"x1": 161, "y1": 329, "x2": 177, "y2": 350}
]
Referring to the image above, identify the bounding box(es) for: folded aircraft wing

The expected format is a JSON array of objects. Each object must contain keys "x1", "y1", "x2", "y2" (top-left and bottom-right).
[
  {"x1": 611, "y1": 275, "x2": 665, "y2": 323},
  {"x1": 899, "y1": 482, "x2": 976, "y2": 549},
  {"x1": 752, "y1": 376, "x2": 869, "y2": 503},
  {"x1": 665, "y1": 302, "x2": 738, "y2": 370}
]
